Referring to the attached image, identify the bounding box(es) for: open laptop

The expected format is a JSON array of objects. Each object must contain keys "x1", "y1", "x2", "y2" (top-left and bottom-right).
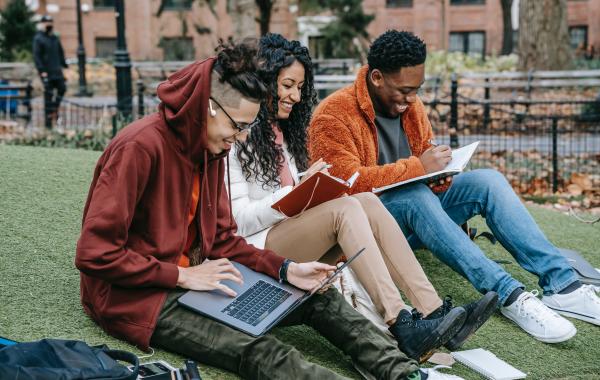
[{"x1": 178, "y1": 248, "x2": 365, "y2": 337}]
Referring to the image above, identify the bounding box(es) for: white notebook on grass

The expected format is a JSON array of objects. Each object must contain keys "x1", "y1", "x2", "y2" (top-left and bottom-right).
[{"x1": 451, "y1": 348, "x2": 526, "y2": 380}]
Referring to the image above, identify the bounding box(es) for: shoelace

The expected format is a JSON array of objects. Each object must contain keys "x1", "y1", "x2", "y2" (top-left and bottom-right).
[
  {"x1": 581, "y1": 284, "x2": 600, "y2": 306},
  {"x1": 515, "y1": 290, "x2": 559, "y2": 326},
  {"x1": 442, "y1": 296, "x2": 454, "y2": 313},
  {"x1": 400, "y1": 309, "x2": 425, "y2": 328}
]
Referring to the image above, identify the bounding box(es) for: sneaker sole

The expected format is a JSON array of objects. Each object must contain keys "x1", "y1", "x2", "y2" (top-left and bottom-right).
[
  {"x1": 416, "y1": 308, "x2": 466, "y2": 363},
  {"x1": 500, "y1": 309, "x2": 577, "y2": 343},
  {"x1": 445, "y1": 292, "x2": 499, "y2": 351},
  {"x1": 546, "y1": 306, "x2": 600, "y2": 326}
]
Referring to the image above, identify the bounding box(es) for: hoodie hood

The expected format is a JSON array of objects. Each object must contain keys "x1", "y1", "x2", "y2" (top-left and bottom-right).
[
  {"x1": 156, "y1": 57, "x2": 237, "y2": 263},
  {"x1": 157, "y1": 57, "x2": 216, "y2": 164}
]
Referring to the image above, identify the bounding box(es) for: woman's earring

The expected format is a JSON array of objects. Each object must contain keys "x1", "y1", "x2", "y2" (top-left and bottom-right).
[{"x1": 209, "y1": 100, "x2": 217, "y2": 117}]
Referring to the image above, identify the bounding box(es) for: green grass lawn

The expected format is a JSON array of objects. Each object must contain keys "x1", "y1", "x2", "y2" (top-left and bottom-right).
[{"x1": 1, "y1": 144, "x2": 599, "y2": 379}]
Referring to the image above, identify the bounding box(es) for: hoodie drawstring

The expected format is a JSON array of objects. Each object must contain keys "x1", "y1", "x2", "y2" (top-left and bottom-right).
[
  {"x1": 226, "y1": 154, "x2": 234, "y2": 228},
  {"x1": 203, "y1": 150, "x2": 211, "y2": 210}
]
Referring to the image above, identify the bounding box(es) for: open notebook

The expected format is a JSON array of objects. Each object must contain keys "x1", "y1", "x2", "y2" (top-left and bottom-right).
[
  {"x1": 451, "y1": 349, "x2": 526, "y2": 380},
  {"x1": 271, "y1": 171, "x2": 359, "y2": 217},
  {"x1": 373, "y1": 141, "x2": 480, "y2": 194}
]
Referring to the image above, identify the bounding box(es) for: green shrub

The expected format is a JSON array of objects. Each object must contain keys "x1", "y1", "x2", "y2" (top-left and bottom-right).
[
  {"x1": 426, "y1": 51, "x2": 518, "y2": 78},
  {"x1": 7, "y1": 129, "x2": 112, "y2": 151},
  {"x1": 0, "y1": 0, "x2": 36, "y2": 62}
]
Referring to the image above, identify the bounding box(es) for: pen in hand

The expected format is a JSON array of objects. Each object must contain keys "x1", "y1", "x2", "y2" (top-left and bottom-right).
[{"x1": 298, "y1": 164, "x2": 332, "y2": 178}]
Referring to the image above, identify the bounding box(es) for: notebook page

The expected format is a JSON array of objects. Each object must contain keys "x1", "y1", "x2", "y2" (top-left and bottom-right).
[
  {"x1": 446, "y1": 141, "x2": 480, "y2": 171},
  {"x1": 345, "y1": 172, "x2": 360, "y2": 187}
]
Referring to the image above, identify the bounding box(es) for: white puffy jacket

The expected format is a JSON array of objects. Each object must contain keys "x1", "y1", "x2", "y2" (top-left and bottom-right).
[{"x1": 225, "y1": 142, "x2": 300, "y2": 248}]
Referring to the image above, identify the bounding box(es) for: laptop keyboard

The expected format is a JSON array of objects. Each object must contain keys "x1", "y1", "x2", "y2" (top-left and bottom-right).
[{"x1": 221, "y1": 280, "x2": 292, "y2": 326}]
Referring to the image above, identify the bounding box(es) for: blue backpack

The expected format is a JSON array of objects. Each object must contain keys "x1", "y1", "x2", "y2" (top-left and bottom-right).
[{"x1": 0, "y1": 339, "x2": 139, "y2": 380}]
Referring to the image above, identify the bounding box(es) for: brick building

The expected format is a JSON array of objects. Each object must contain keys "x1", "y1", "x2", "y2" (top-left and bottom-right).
[{"x1": 5, "y1": 0, "x2": 599, "y2": 61}]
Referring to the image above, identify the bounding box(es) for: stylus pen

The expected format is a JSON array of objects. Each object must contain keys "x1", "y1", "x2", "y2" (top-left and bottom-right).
[{"x1": 298, "y1": 164, "x2": 332, "y2": 177}]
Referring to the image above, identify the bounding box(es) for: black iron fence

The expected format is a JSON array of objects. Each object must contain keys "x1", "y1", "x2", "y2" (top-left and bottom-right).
[
  {"x1": 2, "y1": 74, "x2": 599, "y2": 196},
  {"x1": 428, "y1": 100, "x2": 599, "y2": 195},
  {"x1": 422, "y1": 75, "x2": 600, "y2": 194}
]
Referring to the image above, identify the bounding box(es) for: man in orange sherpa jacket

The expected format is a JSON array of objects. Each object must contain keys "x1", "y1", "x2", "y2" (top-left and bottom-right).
[{"x1": 309, "y1": 30, "x2": 600, "y2": 343}]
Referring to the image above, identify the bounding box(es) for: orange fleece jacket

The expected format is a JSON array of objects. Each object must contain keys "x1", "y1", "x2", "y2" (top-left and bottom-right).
[{"x1": 308, "y1": 65, "x2": 450, "y2": 194}]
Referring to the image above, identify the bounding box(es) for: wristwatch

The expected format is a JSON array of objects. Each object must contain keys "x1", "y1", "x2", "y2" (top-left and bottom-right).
[{"x1": 279, "y1": 259, "x2": 293, "y2": 284}]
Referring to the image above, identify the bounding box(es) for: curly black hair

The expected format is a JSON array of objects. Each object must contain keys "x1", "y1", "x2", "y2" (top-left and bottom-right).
[
  {"x1": 367, "y1": 30, "x2": 427, "y2": 74},
  {"x1": 214, "y1": 37, "x2": 267, "y2": 101},
  {"x1": 235, "y1": 33, "x2": 318, "y2": 189}
]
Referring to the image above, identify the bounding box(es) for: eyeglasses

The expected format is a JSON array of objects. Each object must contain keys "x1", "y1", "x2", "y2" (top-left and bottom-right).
[{"x1": 209, "y1": 97, "x2": 254, "y2": 137}]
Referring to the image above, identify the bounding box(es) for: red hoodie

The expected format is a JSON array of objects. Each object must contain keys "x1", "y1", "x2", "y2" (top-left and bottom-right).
[{"x1": 75, "y1": 58, "x2": 285, "y2": 350}]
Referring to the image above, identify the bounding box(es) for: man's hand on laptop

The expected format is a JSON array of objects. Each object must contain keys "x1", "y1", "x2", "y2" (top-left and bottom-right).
[
  {"x1": 176, "y1": 258, "x2": 243, "y2": 297},
  {"x1": 419, "y1": 145, "x2": 451, "y2": 173},
  {"x1": 286, "y1": 262, "x2": 337, "y2": 293}
]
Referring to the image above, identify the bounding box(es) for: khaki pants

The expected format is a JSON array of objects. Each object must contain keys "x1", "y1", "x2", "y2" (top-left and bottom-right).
[{"x1": 266, "y1": 192, "x2": 442, "y2": 324}]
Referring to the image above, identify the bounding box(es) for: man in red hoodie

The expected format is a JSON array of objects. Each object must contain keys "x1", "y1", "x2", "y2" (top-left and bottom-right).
[{"x1": 75, "y1": 40, "x2": 435, "y2": 380}]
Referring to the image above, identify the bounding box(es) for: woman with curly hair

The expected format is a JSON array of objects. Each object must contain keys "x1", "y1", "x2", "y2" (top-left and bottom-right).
[{"x1": 227, "y1": 33, "x2": 497, "y2": 364}]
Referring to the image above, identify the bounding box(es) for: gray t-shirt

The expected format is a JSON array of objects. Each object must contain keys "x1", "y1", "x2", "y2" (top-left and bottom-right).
[{"x1": 375, "y1": 113, "x2": 411, "y2": 165}]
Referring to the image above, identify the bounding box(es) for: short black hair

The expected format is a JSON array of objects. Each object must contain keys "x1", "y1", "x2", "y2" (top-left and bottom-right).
[
  {"x1": 367, "y1": 30, "x2": 427, "y2": 73},
  {"x1": 214, "y1": 38, "x2": 267, "y2": 102}
]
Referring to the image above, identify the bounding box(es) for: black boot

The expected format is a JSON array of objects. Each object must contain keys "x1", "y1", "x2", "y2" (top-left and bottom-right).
[
  {"x1": 426, "y1": 291, "x2": 499, "y2": 351},
  {"x1": 389, "y1": 307, "x2": 466, "y2": 363}
]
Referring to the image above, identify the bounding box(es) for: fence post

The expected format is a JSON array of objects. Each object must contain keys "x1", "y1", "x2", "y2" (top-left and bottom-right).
[
  {"x1": 112, "y1": 114, "x2": 117, "y2": 138},
  {"x1": 25, "y1": 81, "x2": 33, "y2": 123},
  {"x1": 450, "y1": 73, "x2": 459, "y2": 148},
  {"x1": 483, "y1": 77, "x2": 490, "y2": 130},
  {"x1": 551, "y1": 117, "x2": 558, "y2": 193},
  {"x1": 136, "y1": 80, "x2": 145, "y2": 118}
]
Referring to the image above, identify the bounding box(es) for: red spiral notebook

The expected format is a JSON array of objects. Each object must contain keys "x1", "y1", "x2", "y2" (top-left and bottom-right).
[{"x1": 271, "y1": 171, "x2": 360, "y2": 217}]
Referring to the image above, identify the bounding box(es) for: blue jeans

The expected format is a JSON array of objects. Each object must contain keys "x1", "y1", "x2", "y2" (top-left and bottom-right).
[{"x1": 380, "y1": 169, "x2": 578, "y2": 305}]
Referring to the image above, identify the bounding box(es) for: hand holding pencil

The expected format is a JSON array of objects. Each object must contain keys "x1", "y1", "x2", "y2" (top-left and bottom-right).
[{"x1": 298, "y1": 158, "x2": 331, "y2": 184}]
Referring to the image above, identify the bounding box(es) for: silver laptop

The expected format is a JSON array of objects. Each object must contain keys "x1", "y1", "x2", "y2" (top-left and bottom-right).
[{"x1": 178, "y1": 248, "x2": 365, "y2": 337}]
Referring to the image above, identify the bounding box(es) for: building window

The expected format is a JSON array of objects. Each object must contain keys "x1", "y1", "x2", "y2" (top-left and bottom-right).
[
  {"x1": 512, "y1": 30, "x2": 519, "y2": 53},
  {"x1": 308, "y1": 36, "x2": 331, "y2": 60},
  {"x1": 95, "y1": 37, "x2": 117, "y2": 58},
  {"x1": 160, "y1": 37, "x2": 195, "y2": 60},
  {"x1": 450, "y1": 0, "x2": 485, "y2": 5},
  {"x1": 569, "y1": 26, "x2": 588, "y2": 50},
  {"x1": 163, "y1": 0, "x2": 193, "y2": 10},
  {"x1": 93, "y1": 0, "x2": 115, "y2": 8},
  {"x1": 386, "y1": 0, "x2": 413, "y2": 8},
  {"x1": 449, "y1": 31, "x2": 486, "y2": 57}
]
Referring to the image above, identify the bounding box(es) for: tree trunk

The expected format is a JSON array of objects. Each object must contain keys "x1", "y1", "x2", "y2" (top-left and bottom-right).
[
  {"x1": 255, "y1": 0, "x2": 274, "y2": 36},
  {"x1": 518, "y1": 0, "x2": 573, "y2": 70},
  {"x1": 500, "y1": 0, "x2": 513, "y2": 55}
]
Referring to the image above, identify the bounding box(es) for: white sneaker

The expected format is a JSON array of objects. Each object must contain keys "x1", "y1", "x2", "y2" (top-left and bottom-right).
[
  {"x1": 542, "y1": 284, "x2": 600, "y2": 326},
  {"x1": 422, "y1": 365, "x2": 464, "y2": 380},
  {"x1": 500, "y1": 290, "x2": 576, "y2": 343}
]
